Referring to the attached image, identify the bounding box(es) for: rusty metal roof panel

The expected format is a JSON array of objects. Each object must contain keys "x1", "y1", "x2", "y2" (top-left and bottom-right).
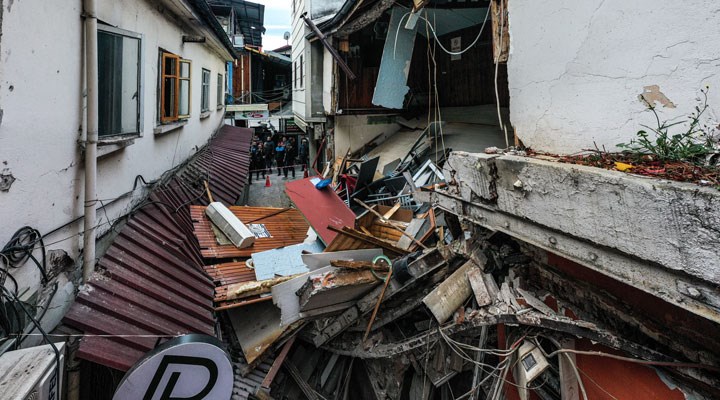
[
  {"x1": 204, "y1": 261, "x2": 274, "y2": 310},
  {"x1": 64, "y1": 125, "x2": 253, "y2": 372},
  {"x1": 191, "y1": 206, "x2": 310, "y2": 259}
]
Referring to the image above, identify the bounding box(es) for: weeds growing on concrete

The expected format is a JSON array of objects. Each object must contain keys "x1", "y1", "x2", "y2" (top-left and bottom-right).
[{"x1": 618, "y1": 86, "x2": 718, "y2": 164}]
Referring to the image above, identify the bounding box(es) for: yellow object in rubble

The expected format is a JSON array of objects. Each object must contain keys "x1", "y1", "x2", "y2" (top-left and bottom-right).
[{"x1": 615, "y1": 162, "x2": 634, "y2": 172}]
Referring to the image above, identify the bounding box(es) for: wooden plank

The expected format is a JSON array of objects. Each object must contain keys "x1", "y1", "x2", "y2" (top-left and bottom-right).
[
  {"x1": 467, "y1": 267, "x2": 493, "y2": 307},
  {"x1": 382, "y1": 202, "x2": 402, "y2": 220},
  {"x1": 325, "y1": 226, "x2": 408, "y2": 258},
  {"x1": 517, "y1": 287, "x2": 556, "y2": 316}
]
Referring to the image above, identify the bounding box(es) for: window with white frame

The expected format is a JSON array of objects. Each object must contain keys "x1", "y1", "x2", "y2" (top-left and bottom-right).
[
  {"x1": 98, "y1": 26, "x2": 142, "y2": 137},
  {"x1": 217, "y1": 73, "x2": 224, "y2": 107},
  {"x1": 201, "y1": 69, "x2": 210, "y2": 112},
  {"x1": 159, "y1": 51, "x2": 191, "y2": 123},
  {"x1": 179, "y1": 60, "x2": 191, "y2": 118}
]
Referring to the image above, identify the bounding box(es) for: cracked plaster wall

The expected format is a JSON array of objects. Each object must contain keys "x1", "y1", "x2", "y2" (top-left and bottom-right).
[
  {"x1": 507, "y1": 0, "x2": 720, "y2": 154},
  {"x1": 0, "y1": 0, "x2": 227, "y2": 300}
]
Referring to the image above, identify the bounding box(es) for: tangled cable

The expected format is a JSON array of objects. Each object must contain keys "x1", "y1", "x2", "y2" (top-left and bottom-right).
[{"x1": 1, "y1": 226, "x2": 49, "y2": 284}]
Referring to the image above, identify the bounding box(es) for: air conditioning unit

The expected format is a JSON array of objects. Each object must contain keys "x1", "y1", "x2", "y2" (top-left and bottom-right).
[
  {"x1": 232, "y1": 34, "x2": 244, "y2": 48},
  {"x1": 0, "y1": 342, "x2": 65, "y2": 400}
]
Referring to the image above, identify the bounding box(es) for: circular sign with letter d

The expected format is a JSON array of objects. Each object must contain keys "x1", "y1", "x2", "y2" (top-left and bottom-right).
[{"x1": 113, "y1": 334, "x2": 234, "y2": 400}]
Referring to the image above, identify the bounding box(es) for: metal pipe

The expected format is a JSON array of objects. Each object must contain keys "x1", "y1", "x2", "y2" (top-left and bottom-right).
[
  {"x1": 300, "y1": 13, "x2": 356, "y2": 80},
  {"x1": 82, "y1": 0, "x2": 98, "y2": 284}
]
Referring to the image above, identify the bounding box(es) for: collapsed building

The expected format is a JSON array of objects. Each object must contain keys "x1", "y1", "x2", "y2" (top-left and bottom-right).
[{"x1": 0, "y1": 0, "x2": 718, "y2": 399}]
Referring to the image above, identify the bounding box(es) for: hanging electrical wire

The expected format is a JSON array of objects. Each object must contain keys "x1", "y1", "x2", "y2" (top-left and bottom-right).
[{"x1": 0, "y1": 285, "x2": 60, "y2": 390}]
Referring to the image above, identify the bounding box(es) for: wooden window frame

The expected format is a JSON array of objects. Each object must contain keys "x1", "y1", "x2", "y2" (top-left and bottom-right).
[{"x1": 160, "y1": 52, "x2": 180, "y2": 123}]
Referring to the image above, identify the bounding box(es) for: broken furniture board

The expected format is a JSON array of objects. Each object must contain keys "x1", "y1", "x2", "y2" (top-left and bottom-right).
[
  {"x1": 383, "y1": 159, "x2": 402, "y2": 176},
  {"x1": 423, "y1": 260, "x2": 475, "y2": 323},
  {"x1": 205, "y1": 202, "x2": 255, "y2": 249},
  {"x1": 225, "y1": 275, "x2": 294, "y2": 301},
  {"x1": 313, "y1": 248, "x2": 452, "y2": 347},
  {"x1": 298, "y1": 269, "x2": 380, "y2": 312},
  {"x1": 272, "y1": 266, "x2": 336, "y2": 326},
  {"x1": 301, "y1": 248, "x2": 383, "y2": 271},
  {"x1": 397, "y1": 218, "x2": 427, "y2": 250},
  {"x1": 253, "y1": 240, "x2": 325, "y2": 281},
  {"x1": 285, "y1": 177, "x2": 357, "y2": 245},
  {"x1": 372, "y1": 6, "x2": 418, "y2": 109},
  {"x1": 355, "y1": 156, "x2": 381, "y2": 189},
  {"x1": 228, "y1": 301, "x2": 288, "y2": 364}
]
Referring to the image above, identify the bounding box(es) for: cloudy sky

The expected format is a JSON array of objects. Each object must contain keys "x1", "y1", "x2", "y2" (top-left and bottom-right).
[{"x1": 254, "y1": 0, "x2": 292, "y2": 50}]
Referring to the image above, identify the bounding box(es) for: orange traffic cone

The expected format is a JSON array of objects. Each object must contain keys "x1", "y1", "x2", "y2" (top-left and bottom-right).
[{"x1": 265, "y1": 175, "x2": 271, "y2": 187}]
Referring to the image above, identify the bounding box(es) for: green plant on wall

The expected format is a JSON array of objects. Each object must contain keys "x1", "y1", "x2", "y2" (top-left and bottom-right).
[{"x1": 618, "y1": 87, "x2": 718, "y2": 163}]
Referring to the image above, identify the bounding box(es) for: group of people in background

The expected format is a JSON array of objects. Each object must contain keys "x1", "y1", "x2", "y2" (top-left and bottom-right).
[{"x1": 249, "y1": 129, "x2": 309, "y2": 183}]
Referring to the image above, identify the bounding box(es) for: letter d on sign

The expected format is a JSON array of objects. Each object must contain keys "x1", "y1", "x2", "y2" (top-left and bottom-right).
[{"x1": 113, "y1": 335, "x2": 233, "y2": 400}]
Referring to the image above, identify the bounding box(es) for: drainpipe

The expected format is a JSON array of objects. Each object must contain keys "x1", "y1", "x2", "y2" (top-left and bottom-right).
[{"x1": 83, "y1": 0, "x2": 98, "y2": 284}]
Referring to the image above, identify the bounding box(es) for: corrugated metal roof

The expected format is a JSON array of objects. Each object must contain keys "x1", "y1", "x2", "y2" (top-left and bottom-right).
[
  {"x1": 64, "y1": 125, "x2": 253, "y2": 372},
  {"x1": 191, "y1": 206, "x2": 309, "y2": 259},
  {"x1": 204, "y1": 261, "x2": 273, "y2": 310}
]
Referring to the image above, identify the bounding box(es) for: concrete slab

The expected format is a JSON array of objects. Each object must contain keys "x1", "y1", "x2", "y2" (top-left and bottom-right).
[{"x1": 423, "y1": 151, "x2": 720, "y2": 324}]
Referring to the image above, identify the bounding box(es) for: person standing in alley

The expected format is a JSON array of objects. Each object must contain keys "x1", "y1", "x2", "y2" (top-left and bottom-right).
[
  {"x1": 249, "y1": 141, "x2": 264, "y2": 183},
  {"x1": 298, "y1": 137, "x2": 309, "y2": 171},
  {"x1": 275, "y1": 138, "x2": 286, "y2": 176},
  {"x1": 284, "y1": 137, "x2": 297, "y2": 179},
  {"x1": 263, "y1": 135, "x2": 275, "y2": 176}
]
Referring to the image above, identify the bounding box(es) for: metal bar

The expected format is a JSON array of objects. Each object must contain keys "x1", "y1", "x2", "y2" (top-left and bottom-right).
[
  {"x1": 262, "y1": 336, "x2": 296, "y2": 389},
  {"x1": 301, "y1": 13, "x2": 356, "y2": 80}
]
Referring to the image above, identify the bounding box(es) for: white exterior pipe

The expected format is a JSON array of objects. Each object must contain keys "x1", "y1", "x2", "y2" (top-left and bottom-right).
[{"x1": 82, "y1": 0, "x2": 98, "y2": 284}]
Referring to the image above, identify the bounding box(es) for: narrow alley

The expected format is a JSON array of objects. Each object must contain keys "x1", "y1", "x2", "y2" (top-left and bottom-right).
[{"x1": 1, "y1": 1, "x2": 719, "y2": 400}]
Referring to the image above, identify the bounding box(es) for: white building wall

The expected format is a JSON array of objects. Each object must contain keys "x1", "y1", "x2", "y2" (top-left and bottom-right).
[
  {"x1": 334, "y1": 115, "x2": 401, "y2": 156},
  {"x1": 322, "y1": 47, "x2": 333, "y2": 114},
  {"x1": 291, "y1": 0, "x2": 309, "y2": 121},
  {"x1": 507, "y1": 0, "x2": 720, "y2": 154},
  {"x1": 0, "y1": 0, "x2": 229, "y2": 305}
]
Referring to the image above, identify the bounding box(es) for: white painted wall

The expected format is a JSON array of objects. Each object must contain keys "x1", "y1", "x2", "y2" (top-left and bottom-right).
[
  {"x1": 0, "y1": 0, "x2": 229, "y2": 310},
  {"x1": 507, "y1": 0, "x2": 720, "y2": 154},
  {"x1": 322, "y1": 47, "x2": 334, "y2": 113},
  {"x1": 334, "y1": 114, "x2": 401, "y2": 155},
  {"x1": 291, "y1": 0, "x2": 307, "y2": 121}
]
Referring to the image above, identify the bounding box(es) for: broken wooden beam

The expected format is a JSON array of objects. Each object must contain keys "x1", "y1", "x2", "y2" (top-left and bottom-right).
[
  {"x1": 329, "y1": 259, "x2": 389, "y2": 271},
  {"x1": 225, "y1": 275, "x2": 295, "y2": 301}
]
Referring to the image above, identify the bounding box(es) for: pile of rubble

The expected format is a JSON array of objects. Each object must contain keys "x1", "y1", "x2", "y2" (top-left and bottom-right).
[{"x1": 190, "y1": 132, "x2": 719, "y2": 400}]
